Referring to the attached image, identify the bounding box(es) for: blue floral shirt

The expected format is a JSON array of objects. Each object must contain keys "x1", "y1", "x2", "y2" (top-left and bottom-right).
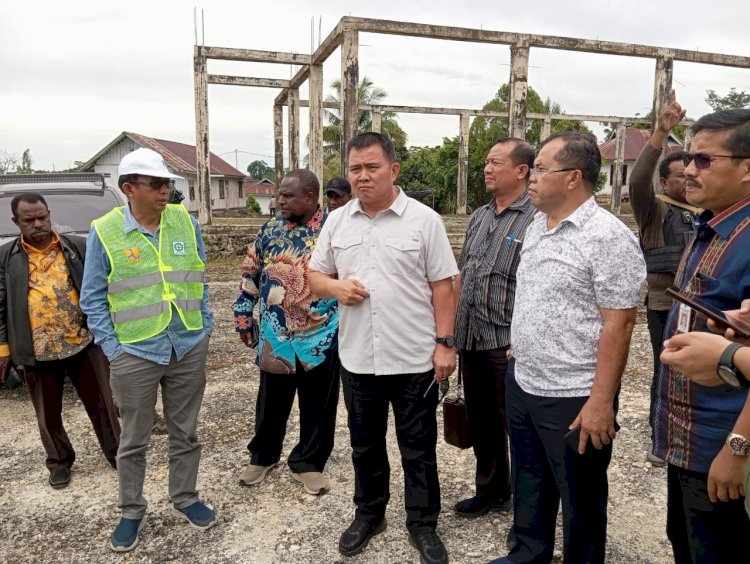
[{"x1": 232, "y1": 209, "x2": 338, "y2": 374}]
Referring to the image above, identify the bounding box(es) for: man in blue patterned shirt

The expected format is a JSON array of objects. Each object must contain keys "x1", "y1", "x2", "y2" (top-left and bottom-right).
[{"x1": 233, "y1": 169, "x2": 339, "y2": 496}]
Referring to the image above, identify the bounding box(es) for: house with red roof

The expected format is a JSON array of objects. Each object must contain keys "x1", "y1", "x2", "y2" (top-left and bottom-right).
[
  {"x1": 598, "y1": 128, "x2": 685, "y2": 197},
  {"x1": 79, "y1": 132, "x2": 250, "y2": 213}
]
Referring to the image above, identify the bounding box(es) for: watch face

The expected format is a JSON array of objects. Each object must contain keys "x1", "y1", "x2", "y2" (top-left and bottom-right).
[
  {"x1": 445, "y1": 336, "x2": 456, "y2": 348},
  {"x1": 718, "y1": 366, "x2": 741, "y2": 388},
  {"x1": 728, "y1": 435, "x2": 750, "y2": 456}
]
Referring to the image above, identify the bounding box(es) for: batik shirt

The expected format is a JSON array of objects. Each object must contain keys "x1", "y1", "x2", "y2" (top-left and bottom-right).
[
  {"x1": 233, "y1": 208, "x2": 338, "y2": 374},
  {"x1": 654, "y1": 195, "x2": 750, "y2": 473}
]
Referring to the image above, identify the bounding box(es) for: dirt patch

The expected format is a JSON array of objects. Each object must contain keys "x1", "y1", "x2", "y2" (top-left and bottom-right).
[{"x1": 0, "y1": 259, "x2": 671, "y2": 563}]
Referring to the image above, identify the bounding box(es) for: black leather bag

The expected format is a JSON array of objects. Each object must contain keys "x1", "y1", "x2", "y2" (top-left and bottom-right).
[{"x1": 443, "y1": 355, "x2": 472, "y2": 449}]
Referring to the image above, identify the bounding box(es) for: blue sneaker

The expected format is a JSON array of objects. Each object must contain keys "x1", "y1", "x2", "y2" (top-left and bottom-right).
[
  {"x1": 111, "y1": 517, "x2": 145, "y2": 552},
  {"x1": 173, "y1": 501, "x2": 216, "y2": 530}
]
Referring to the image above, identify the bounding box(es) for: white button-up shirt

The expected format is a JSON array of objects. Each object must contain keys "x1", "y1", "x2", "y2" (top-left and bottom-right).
[{"x1": 310, "y1": 188, "x2": 458, "y2": 375}]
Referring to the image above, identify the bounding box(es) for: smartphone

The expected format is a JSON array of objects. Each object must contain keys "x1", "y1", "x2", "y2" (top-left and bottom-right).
[
  {"x1": 564, "y1": 427, "x2": 585, "y2": 454},
  {"x1": 666, "y1": 287, "x2": 750, "y2": 339}
]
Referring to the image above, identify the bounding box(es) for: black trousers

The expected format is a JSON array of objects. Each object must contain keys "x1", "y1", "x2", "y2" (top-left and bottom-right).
[
  {"x1": 23, "y1": 343, "x2": 120, "y2": 473},
  {"x1": 646, "y1": 308, "x2": 670, "y2": 445},
  {"x1": 505, "y1": 363, "x2": 612, "y2": 564},
  {"x1": 667, "y1": 464, "x2": 750, "y2": 564},
  {"x1": 340, "y1": 365, "x2": 440, "y2": 535},
  {"x1": 248, "y1": 353, "x2": 340, "y2": 473},
  {"x1": 461, "y1": 346, "x2": 511, "y2": 501}
]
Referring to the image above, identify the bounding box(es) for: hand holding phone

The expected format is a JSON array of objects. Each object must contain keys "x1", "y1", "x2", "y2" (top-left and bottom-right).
[{"x1": 666, "y1": 288, "x2": 750, "y2": 339}]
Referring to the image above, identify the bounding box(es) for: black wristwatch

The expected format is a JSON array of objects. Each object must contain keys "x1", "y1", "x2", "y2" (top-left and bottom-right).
[
  {"x1": 436, "y1": 335, "x2": 457, "y2": 348},
  {"x1": 716, "y1": 342, "x2": 749, "y2": 389}
]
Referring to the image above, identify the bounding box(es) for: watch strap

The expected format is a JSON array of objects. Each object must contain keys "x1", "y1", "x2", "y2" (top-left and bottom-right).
[{"x1": 719, "y1": 342, "x2": 744, "y2": 370}]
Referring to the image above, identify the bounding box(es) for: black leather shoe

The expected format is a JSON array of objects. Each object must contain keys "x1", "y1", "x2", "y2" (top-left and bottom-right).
[
  {"x1": 338, "y1": 517, "x2": 386, "y2": 556},
  {"x1": 409, "y1": 531, "x2": 448, "y2": 564},
  {"x1": 454, "y1": 495, "x2": 511, "y2": 518},
  {"x1": 49, "y1": 467, "x2": 71, "y2": 489}
]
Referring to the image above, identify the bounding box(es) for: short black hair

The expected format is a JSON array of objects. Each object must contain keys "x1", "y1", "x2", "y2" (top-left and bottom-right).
[
  {"x1": 11, "y1": 192, "x2": 48, "y2": 218},
  {"x1": 541, "y1": 131, "x2": 601, "y2": 189},
  {"x1": 659, "y1": 151, "x2": 689, "y2": 180},
  {"x1": 284, "y1": 169, "x2": 320, "y2": 196},
  {"x1": 118, "y1": 173, "x2": 139, "y2": 190},
  {"x1": 493, "y1": 136, "x2": 535, "y2": 179},
  {"x1": 346, "y1": 132, "x2": 396, "y2": 163},
  {"x1": 691, "y1": 109, "x2": 750, "y2": 158}
]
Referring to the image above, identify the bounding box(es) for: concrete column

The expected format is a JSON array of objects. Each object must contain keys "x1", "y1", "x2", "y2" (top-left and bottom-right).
[
  {"x1": 541, "y1": 115, "x2": 552, "y2": 142},
  {"x1": 340, "y1": 30, "x2": 359, "y2": 175},
  {"x1": 457, "y1": 112, "x2": 470, "y2": 215},
  {"x1": 273, "y1": 104, "x2": 284, "y2": 190},
  {"x1": 683, "y1": 128, "x2": 693, "y2": 150},
  {"x1": 508, "y1": 42, "x2": 530, "y2": 140},
  {"x1": 651, "y1": 55, "x2": 674, "y2": 189},
  {"x1": 288, "y1": 88, "x2": 300, "y2": 170},
  {"x1": 309, "y1": 63, "x2": 324, "y2": 204},
  {"x1": 611, "y1": 122, "x2": 626, "y2": 216},
  {"x1": 193, "y1": 46, "x2": 212, "y2": 225},
  {"x1": 372, "y1": 109, "x2": 382, "y2": 133}
]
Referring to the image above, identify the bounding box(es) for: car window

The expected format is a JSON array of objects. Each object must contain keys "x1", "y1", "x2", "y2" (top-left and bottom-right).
[{"x1": 0, "y1": 191, "x2": 122, "y2": 236}]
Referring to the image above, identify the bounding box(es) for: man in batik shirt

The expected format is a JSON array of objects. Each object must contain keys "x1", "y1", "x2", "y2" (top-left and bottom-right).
[{"x1": 233, "y1": 169, "x2": 339, "y2": 496}]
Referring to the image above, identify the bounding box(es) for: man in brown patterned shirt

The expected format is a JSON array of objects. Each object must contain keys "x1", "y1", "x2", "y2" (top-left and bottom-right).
[{"x1": 0, "y1": 193, "x2": 120, "y2": 489}]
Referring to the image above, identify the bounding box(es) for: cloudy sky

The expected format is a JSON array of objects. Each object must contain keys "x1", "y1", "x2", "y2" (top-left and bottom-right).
[{"x1": 1, "y1": 0, "x2": 748, "y2": 173}]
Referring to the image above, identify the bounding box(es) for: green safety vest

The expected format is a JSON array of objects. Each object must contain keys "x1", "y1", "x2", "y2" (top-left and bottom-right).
[{"x1": 92, "y1": 204, "x2": 205, "y2": 343}]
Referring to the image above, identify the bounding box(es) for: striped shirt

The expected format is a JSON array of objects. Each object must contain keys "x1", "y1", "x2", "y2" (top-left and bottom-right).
[
  {"x1": 455, "y1": 192, "x2": 536, "y2": 350},
  {"x1": 654, "y1": 194, "x2": 750, "y2": 473}
]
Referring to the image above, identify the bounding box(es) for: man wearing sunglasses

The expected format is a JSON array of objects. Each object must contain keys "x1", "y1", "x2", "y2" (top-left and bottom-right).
[
  {"x1": 629, "y1": 90, "x2": 700, "y2": 468},
  {"x1": 80, "y1": 148, "x2": 215, "y2": 552},
  {"x1": 653, "y1": 109, "x2": 750, "y2": 562}
]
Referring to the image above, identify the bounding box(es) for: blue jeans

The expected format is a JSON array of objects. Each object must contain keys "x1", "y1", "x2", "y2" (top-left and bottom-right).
[{"x1": 503, "y1": 362, "x2": 612, "y2": 563}]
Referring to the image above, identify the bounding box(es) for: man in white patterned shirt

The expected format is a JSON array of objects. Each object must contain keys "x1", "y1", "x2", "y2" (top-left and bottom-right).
[{"x1": 494, "y1": 132, "x2": 646, "y2": 564}]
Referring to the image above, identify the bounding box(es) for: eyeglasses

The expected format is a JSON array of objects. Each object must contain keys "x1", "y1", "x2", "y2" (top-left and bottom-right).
[
  {"x1": 130, "y1": 178, "x2": 173, "y2": 189},
  {"x1": 529, "y1": 166, "x2": 577, "y2": 177},
  {"x1": 682, "y1": 152, "x2": 750, "y2": 170}
]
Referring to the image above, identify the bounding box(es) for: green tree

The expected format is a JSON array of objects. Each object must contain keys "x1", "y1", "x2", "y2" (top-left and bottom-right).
[
  {"x1": 19, "y1": 149, "x2": 33, "y2": 173},
  {"x1": 245, "y1": 194, "x2": 262, "y2": 215},
  {"x1": 705, "y1": 88, "x2": 750, "y2": 111},
  {"x1": 247, "y1": 160, "x2": 274, "y2": 181}
]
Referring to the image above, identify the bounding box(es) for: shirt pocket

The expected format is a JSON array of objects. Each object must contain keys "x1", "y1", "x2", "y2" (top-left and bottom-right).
[
  {"x1": 332, "y1": 235, "x2": 363, "y2": 277},
  {"x1": 383, "y1": 237, "x2": 421, "y2": 276}
]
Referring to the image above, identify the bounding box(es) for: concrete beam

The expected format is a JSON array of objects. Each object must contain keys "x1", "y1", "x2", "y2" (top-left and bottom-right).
[
  {"x1": 457, "y1": 112, "x2": 470, "y2": 215},
  {"x1": 611, "y1": 123, "x2": 626, "y2": 216},
  {"x1": 202, "y1": 46, "x2": 311, "y2": 65},
  {"x1": 309, "y1": 63, "x2": 324, "y2": 204},
  {"x1": 288, "y1": 88, "x2": 300, "y2": 170},
  {"x1": 193, "y1": 46, "x2": 212, "y2": 225},
  {"x1": 509, "y1": 42, "x2": 530, "y2": 139},
  {"x1": 274, "y1": 105, "x2": 284, "y2": 189},
  {"x1": 207, "y1": 75, "x2": 291, "y2": 88},
  {"x1": 340, "y1": 30, "x2": 359, "y2": 176}
]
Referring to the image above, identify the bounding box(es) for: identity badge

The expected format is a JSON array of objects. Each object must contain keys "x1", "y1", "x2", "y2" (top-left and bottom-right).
[
  {"x1": 676, "y1": 303, "x2": 692, "y2": 333},
  {"x1": 172, "y1": 241, "x2": 186, "y2": 256}
]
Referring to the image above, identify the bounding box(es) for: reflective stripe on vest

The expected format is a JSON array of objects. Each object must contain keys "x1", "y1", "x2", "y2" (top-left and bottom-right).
[{"x1": 93, "y1": 205, "x2": 205, "y2": 343}]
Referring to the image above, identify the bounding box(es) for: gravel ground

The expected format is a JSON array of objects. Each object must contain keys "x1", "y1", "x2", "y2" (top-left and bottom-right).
[{"x1": 0, "y1": 259, "x2": 673, "y2": 563}]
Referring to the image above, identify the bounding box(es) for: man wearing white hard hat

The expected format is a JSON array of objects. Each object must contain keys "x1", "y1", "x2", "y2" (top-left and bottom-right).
[{"x1": 80, "y1": 148, "x2": 215, "y2": 552}]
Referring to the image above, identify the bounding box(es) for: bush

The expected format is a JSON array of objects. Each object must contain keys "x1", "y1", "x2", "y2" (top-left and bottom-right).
[{"x1": 245, "y1": 195, "x2": 262, "y2": 215}]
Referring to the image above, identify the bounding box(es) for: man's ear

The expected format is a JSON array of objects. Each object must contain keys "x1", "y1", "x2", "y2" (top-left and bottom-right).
[
  {"x1": 11, "y1": 216, "x2": 19, "y2": 228},
  {"x1": 659, "y1": 177, "x2": 668, "y2": 188}
]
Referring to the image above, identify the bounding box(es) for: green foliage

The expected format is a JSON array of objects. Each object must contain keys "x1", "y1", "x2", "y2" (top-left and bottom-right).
[
  {"x1": 705, "y1": 88, "x2": 750, "y2": 111},
  {"x1": 595, "y1": 172, "x2": 607, "y2": 195},
  {"x1": 399, "y1": 138, "x2": 460, "y2": 214},
  {"x1": 245, "y1": 194, "x2": 262, "y2": 215},
  {"x1": 247, "y1": 160, "x2": 274, "y2": 181},
  {"x1": 19, "y1": 149, "x2": 33, "y2": 173}
]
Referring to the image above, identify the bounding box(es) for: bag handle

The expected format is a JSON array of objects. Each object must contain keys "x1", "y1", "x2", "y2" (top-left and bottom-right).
[{"x1": 456, "y1": 352, "x2": 464, "y2": 400}]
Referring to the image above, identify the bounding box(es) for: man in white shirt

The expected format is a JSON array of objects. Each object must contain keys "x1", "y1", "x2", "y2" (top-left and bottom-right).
[{"x1": 309, "y1": 132, "x2": 458, "y2": 564}]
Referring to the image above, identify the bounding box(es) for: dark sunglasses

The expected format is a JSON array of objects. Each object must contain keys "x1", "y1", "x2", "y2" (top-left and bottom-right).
[
  {"x1": 130, "y1": 178, "x2": 174, "y2": 189},
  {"x1": 682, "y1": 152, "x2": 750, "y2": 170}
]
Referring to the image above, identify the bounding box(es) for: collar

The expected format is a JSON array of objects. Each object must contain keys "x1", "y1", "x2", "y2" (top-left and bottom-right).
[
  {"x1": 555, "y1": 195, "x2": 598, "y2": 229},
  {"x1": 286, "y1": 207, "x2": 324, "y2": 230},
  {"x1": 656, "y1": 194, "x2": 702, "y2": 214},
  {"x1": 123, "y1": 204, "x2": 173, "y2": 234},
  {"x1": 20, "y1": 230, "x2": 61, "y2": 255},
  {"x1": 706, "y1": 193, "x2": 750, "y2": 239},
  {"x1": 349, "y1": 185, "x2": 408, "y2": 217},
  {"x1": 485, "y1": 190, "x2": 532, "y2": 214}
]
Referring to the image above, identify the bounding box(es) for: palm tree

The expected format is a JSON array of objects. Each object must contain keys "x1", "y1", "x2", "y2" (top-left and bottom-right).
[{"x1": 304, "y1": 77, "x2": 407, "y2": 180}]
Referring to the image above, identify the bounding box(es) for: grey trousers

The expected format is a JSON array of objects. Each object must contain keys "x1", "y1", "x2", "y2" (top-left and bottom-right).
[{"x1": 109, "y1": 336, "x2": 209, "y2": 519}]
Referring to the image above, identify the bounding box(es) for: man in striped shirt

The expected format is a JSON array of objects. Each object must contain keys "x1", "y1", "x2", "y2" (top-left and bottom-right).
[{"x1": 453, "y1": 137, "x2": 536, "y2": 518}]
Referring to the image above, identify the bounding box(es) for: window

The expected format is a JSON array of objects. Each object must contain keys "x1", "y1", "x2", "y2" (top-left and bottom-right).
[
  {"x1": 609, "y1": 164, "x2": 628, "y2": 185},
  {"x1": 188, "y1": 181, "x2": 195, "y2": 201},
  {"x1": 238, "y1": 180, "x2": 243, "y2": 199},
  {"x1": 219, "y1": 179, "x2": 225, "y2": 200}
]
